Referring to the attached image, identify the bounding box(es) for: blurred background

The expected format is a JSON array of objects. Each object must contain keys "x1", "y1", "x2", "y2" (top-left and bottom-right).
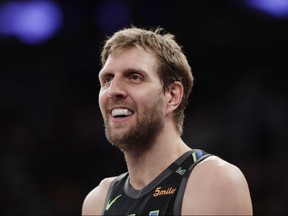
[{"x1": 1, "y1": 0, "x2": 288, "y2": 215}]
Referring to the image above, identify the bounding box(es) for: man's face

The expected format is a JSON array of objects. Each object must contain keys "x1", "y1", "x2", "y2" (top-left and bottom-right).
[{"x1": 98, "y1": 47, "x2": 168, "y2": 152}]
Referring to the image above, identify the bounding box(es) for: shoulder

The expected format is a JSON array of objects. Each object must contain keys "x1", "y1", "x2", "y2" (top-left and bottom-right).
[
  {"x1": 82, "y1": 176, "x2": 117, "y2": 216},
  {"x1": 182, "y1": 155, "x2": 253, "y2": 215}
]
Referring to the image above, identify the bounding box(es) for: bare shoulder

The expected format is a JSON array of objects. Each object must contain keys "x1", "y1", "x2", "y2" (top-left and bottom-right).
[
  {"x1": 82, "y1": 176, "x2": 117, "y2": 216},
  {"x1": 182, "y1": 155, "x2": 253, "y2": 215}
]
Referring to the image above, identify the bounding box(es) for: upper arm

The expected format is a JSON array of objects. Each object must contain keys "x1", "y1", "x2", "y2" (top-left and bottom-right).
[
  {"x1": 82, "y1": 177, "x2": 116, "y2": 216},
  {"x1": 182, "y1": 156, "x2": 253, "y2": 215}
]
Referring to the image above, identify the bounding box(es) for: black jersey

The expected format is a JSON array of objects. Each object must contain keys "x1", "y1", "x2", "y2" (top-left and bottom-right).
[{"x1": 102, "y1": 149, "x2": 211, "y2": 216}]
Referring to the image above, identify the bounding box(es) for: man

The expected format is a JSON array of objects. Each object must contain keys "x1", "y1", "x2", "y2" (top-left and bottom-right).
[{"x1": 82, "y1": 26, "x2": 253, "y2": 215}]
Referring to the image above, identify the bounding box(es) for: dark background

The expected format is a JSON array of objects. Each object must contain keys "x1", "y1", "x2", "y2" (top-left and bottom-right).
[{"x1": 1, "y1": 0, "x2": 288, "y2": 215}]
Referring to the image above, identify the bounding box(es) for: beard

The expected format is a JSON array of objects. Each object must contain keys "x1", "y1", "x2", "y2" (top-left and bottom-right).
[{"x1": 103, "y1": 99, "x2": 165, "y2": 153}]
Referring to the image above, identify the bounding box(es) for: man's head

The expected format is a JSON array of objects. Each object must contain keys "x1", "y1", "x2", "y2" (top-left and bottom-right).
[{"x1": 100, "y1": 26, "x2": 193, "y2": 135}]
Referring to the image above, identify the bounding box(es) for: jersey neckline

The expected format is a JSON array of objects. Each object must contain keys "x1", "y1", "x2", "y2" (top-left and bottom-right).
[{"x1": 123, "y1": 150, "x2": 194, "y2": 199}]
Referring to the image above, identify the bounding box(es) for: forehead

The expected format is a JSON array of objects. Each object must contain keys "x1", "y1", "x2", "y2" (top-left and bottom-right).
[{"x1": 99, "y1": 46, "x2": 158, "y2": 76}]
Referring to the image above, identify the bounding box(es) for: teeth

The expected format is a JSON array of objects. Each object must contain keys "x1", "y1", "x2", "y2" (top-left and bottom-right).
[{"x1": 111, "y1": 108, "x2": 133, "y2": 117}]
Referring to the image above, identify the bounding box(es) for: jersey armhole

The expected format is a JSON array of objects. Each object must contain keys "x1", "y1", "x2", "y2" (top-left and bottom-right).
[
  {"x1": 101, "y1": 172, "x2": 128, "y2": 215},
  {"x1": 173, "y1": 154, "x2": 212, "y2": 215}
]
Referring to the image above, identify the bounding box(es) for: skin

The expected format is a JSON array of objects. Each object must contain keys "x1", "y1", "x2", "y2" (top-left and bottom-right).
[{"x1": 82, "y1": 46, "x2": 253, "y2": 215}]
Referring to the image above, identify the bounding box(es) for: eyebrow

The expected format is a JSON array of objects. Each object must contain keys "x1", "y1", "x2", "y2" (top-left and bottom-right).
[
  {"x1": 99, "y1": 67, "x2": 149, "y2": 79},
  {"x1": 124, "y1": 67, "x2": 149, "y2": 76}
]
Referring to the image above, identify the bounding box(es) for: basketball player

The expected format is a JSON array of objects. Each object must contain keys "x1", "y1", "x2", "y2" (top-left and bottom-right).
[{"x1": 82, "y1": 26, "x2": 253, "y2": 215}]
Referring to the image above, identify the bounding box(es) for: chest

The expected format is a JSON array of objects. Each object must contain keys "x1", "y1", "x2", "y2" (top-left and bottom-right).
[{"x1": 104, "y1": 175, "x2": 182, "y2": 216}]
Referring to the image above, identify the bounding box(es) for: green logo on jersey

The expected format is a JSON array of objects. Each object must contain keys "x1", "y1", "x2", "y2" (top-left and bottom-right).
[{"x1": 105, "y1": 194, "x2": 122, "y2": 211}]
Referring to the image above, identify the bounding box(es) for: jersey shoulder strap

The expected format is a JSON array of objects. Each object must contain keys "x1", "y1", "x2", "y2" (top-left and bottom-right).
[
  {"x1": 101, "y1": 172, "x2": 128, "y2": 215},
  {"x1": 172, "y1": 149, "x2": 212, "y2": 215}
]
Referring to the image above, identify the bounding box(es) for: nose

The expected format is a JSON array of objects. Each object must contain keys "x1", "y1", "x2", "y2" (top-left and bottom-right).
[{"x1": 107, "y1": 78, "x2": 127, "y2": 99}]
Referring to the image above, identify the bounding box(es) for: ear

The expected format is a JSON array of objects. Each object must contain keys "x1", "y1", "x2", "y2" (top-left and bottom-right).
[{"x1": 166, "y1": 81, "x2": 184, "y2": 114}]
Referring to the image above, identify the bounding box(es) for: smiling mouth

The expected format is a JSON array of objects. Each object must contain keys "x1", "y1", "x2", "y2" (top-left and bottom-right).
[{"x1": 111, "y1": 108, "x2": 134, "y2": 118}]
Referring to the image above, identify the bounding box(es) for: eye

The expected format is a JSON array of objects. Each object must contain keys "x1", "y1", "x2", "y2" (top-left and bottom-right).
[
  {"x1": 128, "y1": 73, "x2": 143, "y2": 82},
  {"x1": 101, "y1": 75, "x2": 113, "y2": 85}
]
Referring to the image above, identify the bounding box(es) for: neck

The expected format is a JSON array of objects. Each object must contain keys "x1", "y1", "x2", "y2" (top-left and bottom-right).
[{"x1": 123, "y1": 128, "x2": 191, "y2": 190}]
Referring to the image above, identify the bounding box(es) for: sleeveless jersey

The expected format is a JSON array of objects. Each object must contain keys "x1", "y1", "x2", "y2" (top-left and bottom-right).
[{"x1": 102, "y1": 149, "x2": 211, "y2": 216}]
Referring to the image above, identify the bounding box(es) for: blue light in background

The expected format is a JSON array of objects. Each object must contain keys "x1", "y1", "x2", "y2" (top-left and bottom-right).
[
  {"x1": 246, "y1": 0, "x2": 288, "y2": 18},
  {"x1": 0, "y1": 1, "x2": 63, "y2": 45}
]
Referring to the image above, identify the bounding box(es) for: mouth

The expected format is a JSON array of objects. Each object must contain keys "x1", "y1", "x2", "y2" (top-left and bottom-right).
[{"x1": 110, "y1": 108, "x2": 134, "y2": 119}]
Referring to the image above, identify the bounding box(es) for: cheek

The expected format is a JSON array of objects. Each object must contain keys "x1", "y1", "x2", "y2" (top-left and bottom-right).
[
  {"x1": 98, "y1": 90, "x2": 107, "y2": 112},
  {"x1": 138, "y1": 92, "x2": 165, "y2": 110}
]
